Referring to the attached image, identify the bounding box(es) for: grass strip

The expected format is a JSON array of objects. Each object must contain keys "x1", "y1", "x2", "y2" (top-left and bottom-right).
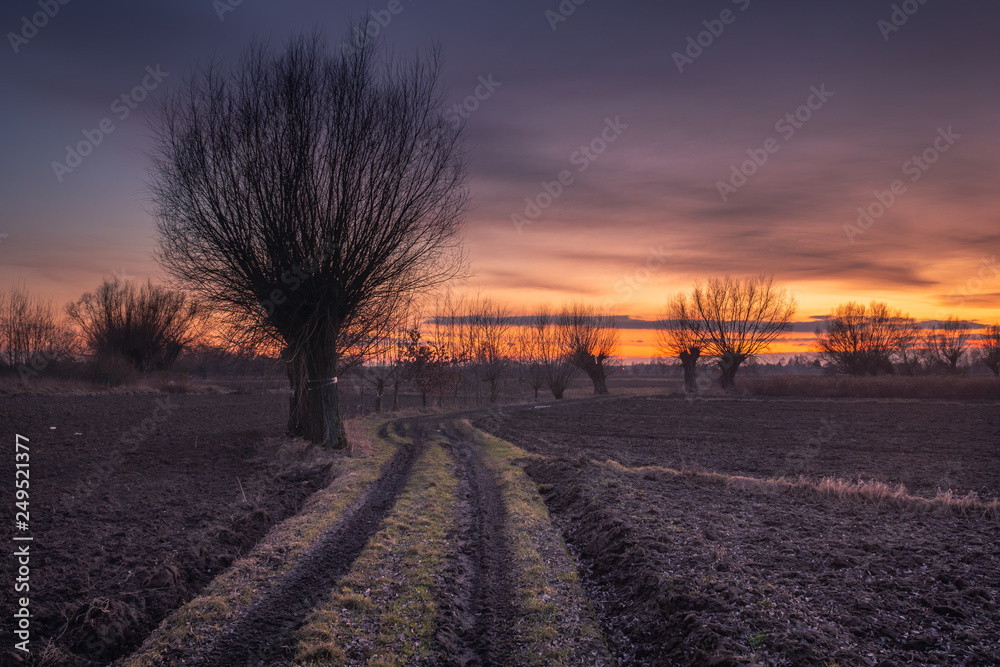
[
  {"x1": 458, "y1": 420, "x2": 610, "y2": 665},
  {"x1": 295, "y1": 440, "x2": 457, "y2": 666},
  {"x1": 122, "y1": 417, "x2": 400, "y2": 667},
  {"x1": 600, "y1": 459, "x2": 1000, "y2": 520}
]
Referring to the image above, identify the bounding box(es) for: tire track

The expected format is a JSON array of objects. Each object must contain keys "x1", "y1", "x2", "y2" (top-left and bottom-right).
[
  {"x1": 189, "y1": 422, "x2": 424, "y2": 667},
  {"x1": 434, "y1": 420, "x2": 519, "y2": 666}
]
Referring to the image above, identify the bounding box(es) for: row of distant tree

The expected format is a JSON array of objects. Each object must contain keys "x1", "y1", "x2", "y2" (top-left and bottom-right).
[
  {"x1": 0, "y1": 277, "x2": 202, "y2": 383},
  {"x1": 814, "y1": 302, "x2": 1000, "y2": 378},
  {"x1": 4, "y1": 29, "x2": 999, "y2": 450},
  {"x1": 3, "y1": 273, "x2": 996, "y2": 401},
  {"x1": 654, "y1": 282, "x2": 1000, "y2": 392}
]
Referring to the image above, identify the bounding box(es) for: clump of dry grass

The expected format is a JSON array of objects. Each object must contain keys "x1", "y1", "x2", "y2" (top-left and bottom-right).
[
  {"x1": 343, "y1": 418, "x2": 376, "y2": 457},
  {"x1": 741, "y1": 374, "x2": 1000, "y2": 400},
  {"x1": 604, "y1": 460, "x2": 1000, "y2": 520},
  {"x1": 0, "y1": 374, "x2": 98, "y2": 396},
  {"x1": 727, "y1": 474, "x2": 1000, "y2": 520}
]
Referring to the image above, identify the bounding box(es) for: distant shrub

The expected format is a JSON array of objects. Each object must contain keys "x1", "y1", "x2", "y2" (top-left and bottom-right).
[{"x1": 88, "y1": 352, "x2": 138, "y2": 387}]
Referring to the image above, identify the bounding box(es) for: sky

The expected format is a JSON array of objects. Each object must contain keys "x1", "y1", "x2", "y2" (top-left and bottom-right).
[{"x1": 1, "y1": 0, "x2": 998, "y2": 360}]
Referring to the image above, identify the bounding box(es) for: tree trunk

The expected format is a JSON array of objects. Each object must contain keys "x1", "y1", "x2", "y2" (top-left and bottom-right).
[
  {"x1": 585, "y1": 360, "x2": 609, "y2": 394},
  {"x1": 718, "y1": 351, "x2": 746, "y2": 390},
  {"x1": 301, "y1": 342, "x2": 347, "y2": 448},
  {"x1": 392, "y1": 380, "x2": 400, "y2": 411},
  {"x1": 679, "y1": 348, "x2": 700, "y2": 393},
  {"x1": 285, "y1": 347, "x2": 307, "y2": 436},
  {"x1": 375, "y1": 378, "x2": 384, "y2": 413},
  {"x1": 590, "y1": 369, "x2": 609, "y2": 394}
]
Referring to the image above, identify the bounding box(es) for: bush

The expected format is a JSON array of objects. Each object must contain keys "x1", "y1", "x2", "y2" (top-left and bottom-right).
[{"x1": 88, "y1": 352, "x2": 139, "y2": 387}]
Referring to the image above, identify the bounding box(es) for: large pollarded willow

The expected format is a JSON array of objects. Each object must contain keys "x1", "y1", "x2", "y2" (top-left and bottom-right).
[
  {"x1": 691, "y1": 275, "x2": 796, "y2": 388},
  {"x1": 149, "y1": 30, "x2": 469, "y2": 447}
]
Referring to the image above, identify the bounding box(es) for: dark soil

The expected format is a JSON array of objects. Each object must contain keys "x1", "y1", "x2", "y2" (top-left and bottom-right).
[
  {"x1": 434, "y1": 422, "x2": 519, "y2": 667},
  {"x1": 0, "y1": 392, "x2": 331, "y2": 666},
  {"x1": 473, "y1": 396, "x2": 1000, "y2": 665},
  {"x1": 527, "y1": 457, "x2": 1000, "y2": 665},
  {"x1": 477, "y1": 395, "x2": 1000, "y2": 499},
  {"x1": 191, "y1": 421, "x2": 423, "y2": 666}
]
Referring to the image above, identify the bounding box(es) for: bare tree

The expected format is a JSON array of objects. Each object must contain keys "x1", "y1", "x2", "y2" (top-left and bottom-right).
[
  {"x1": 514, "y1": 312, "x2": 547, "y2": 399},
  {"x1": 976, "y1": 324, "x2": 1000, "y2": 377},
  {"x1": 654, "y1": 292, "x2": 703, "y2": 393},
  {"x1": 0, "y1": 282, "x2": 76, "y2": 378},
  {"x1": 65, "y1": 277, "x2": 201, "y2": 373},
  {"x1": 431, "y1": 292, "x2": 471, "y2": 404},
  {"x1": 562, "y1": 303, "x2": 619, "y2": 395},
  {"x1": 924, "y1": 317, "x2": 973, "y2": 372},
  {"x1": 895, "y1": 318, "x2": 925, "y2": 376},
  {"x1": 364, "y1": 300, "x2": 413, "y2": 413},
  {"x1": 149, "y1": 31, "x2": 468, "y2": 447},
  {"x1": 816, "y1": 301, "x2": 919, "y2": 376},
  {"x1": 691, "y1": 275, "x2": 795, "y2": 388},
  {"x1": 532, "y1": 308, "x2": 578, "y2": 399},
  {"x1": 400, "y1": 326, "x2": 452, "y2": 409},
  {"x1": 466, "y1": 297, "x2": 513, "y2": 403}
]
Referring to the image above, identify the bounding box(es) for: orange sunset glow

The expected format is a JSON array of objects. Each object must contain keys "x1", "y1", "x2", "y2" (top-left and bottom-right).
[{"x1": 1, "y1": 1, "x2": 997, "y2": 361}]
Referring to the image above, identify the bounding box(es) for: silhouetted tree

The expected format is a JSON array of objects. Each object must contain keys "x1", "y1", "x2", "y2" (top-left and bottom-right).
[
  {"x1": 515, "y1": 312, "x2": 547, "y2": 399},
  {"x1": 977, "y1": 324, "x2": 1000, "y2": 377},
  {"x1": 691, "y1": 275, "x2": 795, "y2": 388},
  {"x1": 530, "y1": 308, "x2": 578, "y2": 399},
  {"x1": 0, "y1": 282, "x2": 76, "y2": 379},
  {"x1": 816, "y1": 301, "x2": 919, "y2": 376},
  {"x1": 654, "y1": 293, "x2": 703, "y2": 393},
  {"x1": 364, "y1": 303, "x2": 412, "y2": 413},
  {"x1": 401, "y1": 328, "x2": 450, "y2": 409},
  {"x1": 149, "y1": 31, "x2": 468, "y2": 447},
  {"x1": 467, "y1": 297, "x2": 513, "y2": 403},
  {"x1": 562, "y1": 303, "x2": 619, "y2": 395},
  {"x1": 924, "y1": 317, "x2": 973, "y2": 372},
  {"x1": 65, "y1": 277, "x2": 201, "y2": 373}
]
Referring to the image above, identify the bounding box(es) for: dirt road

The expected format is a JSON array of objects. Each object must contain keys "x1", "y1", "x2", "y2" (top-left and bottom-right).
[{"x1": 119, "y1": 416, "x2": 608, "y2": 666}]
